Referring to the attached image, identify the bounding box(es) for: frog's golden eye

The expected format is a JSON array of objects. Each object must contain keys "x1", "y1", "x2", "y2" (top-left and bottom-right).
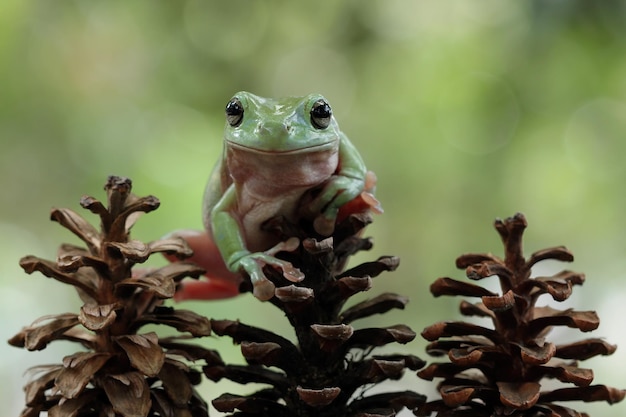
[
  {"x1": 310, "y1": 99, "x2": 332, "y2": 129},
  {"x1": 225, "y1": 97, "x2": 244, "y2": 127}
]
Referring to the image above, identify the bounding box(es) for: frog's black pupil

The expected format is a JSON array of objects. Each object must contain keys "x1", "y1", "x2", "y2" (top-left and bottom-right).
[
  {"x1": 226, "y1": 98, "x2": 244, "y2": 127},
  {"x1": 226, "y1": 100, "x2": 242, "y2": 115},
  {"x1": 311, "y1": 100, "x2": 332, "y2": 129},
  {"x1": 312, "y1": 102, "x2": 331, "y2": 119}
]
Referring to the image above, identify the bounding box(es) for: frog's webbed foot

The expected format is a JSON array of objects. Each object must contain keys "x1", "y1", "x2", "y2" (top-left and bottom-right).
[
  {"x1": 162, "y1": 229, "x2": 242, "y2": 301},
  {"x1": 306, "y1": 171, "x2": 382, "y2": 236},
  {"x1": 237, "y1": 237, "x2": 304, "y2": 300},
  {"x1": 303, "y1": 175, "x2": 364, "y2": 235}
]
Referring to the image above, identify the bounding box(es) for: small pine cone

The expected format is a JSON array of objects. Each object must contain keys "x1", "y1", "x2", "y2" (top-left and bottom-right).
[
  {"x1": 205, "y1": 212, "x2": 426, "y2": 417},
  {"x1": 8, "y1": 176, "x2": 220, "y2": 417},
  {"x1": 416, "y1": 213, "x2": 625, "y2": 417}
]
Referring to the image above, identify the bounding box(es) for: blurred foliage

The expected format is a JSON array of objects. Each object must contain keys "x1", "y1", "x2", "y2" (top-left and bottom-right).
[{"x1": 2, "y1": 1, "x2": 625, "y2": 416}]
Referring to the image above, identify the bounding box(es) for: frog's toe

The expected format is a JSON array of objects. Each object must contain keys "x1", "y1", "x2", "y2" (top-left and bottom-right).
[
  {"x1": 364, "y1": 170, "x2": 378, "y2": 191},
  {"x1": 174, "y1": 278, "x2": 240, "y2": 301},
  {"x1": 252, "y1": 278, "x2": 276, "y2": 301},
  {"x1": 280, "y1": 262, "x2": 304, "y2": 282},
  {"x1": 264, "y1": 237, "x2": 300, "y2": 256},
  {"x1": 314, "y1": 211, "x2": 338, "y2": 236},
  {"x1": 259, "y1": 253, "x2": 304, "y2": 283},
  {"x1": 240, "y1": 253, "x2": 304, "y2": 298},
  {"x1": 361, "y1": 191, "x2": 383, "y2": 214}
]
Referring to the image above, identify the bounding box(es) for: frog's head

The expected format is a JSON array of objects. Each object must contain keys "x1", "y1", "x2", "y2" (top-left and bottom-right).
[{"x1": 223, "y1": 91, "x2": 341, "y2": 154}]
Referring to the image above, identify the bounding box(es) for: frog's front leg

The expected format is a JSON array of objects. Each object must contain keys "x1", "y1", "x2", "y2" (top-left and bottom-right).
[
  {"x1": 304, "y1": 133, "x2": 377, "y2": 235},
  {"x1": 307, "y1": 174, "x2": 365, "y2": 235},
  {"x1": 212, "y1": 185, "x2": 304, "y2": 300}
]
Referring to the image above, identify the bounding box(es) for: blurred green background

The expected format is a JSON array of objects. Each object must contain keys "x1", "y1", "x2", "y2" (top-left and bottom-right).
[{"x1": 2, "y1": 1, "x2": 625, "y2": 416}]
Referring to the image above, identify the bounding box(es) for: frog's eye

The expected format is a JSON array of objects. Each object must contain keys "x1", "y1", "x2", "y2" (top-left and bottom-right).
[
  {"x1": 310, "y1": 99, "x2": 332, "y2": 129},
  {"x1": 225, "y1": 97, "x2": 244, "y2": 127}
]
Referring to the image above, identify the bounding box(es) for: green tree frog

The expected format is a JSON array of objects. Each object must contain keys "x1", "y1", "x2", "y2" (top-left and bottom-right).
[{"x1": 171, "y1": 92, "x2": 380, "y2": 301}]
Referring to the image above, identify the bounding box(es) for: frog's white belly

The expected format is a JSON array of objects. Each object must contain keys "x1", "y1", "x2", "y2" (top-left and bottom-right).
[
  {"x1": 237, "y1": 185, "x2": 311, "y2": 252},
  {"x1": 226, "y1": 146, "x2": 339, "y2": 252}
]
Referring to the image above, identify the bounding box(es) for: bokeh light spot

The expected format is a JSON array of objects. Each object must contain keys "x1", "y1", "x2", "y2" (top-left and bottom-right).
[
  {"x1": 271, "y1": 47, "x2": 355, "y2": 114},
  {"x1": 357, "y1": 0, "x2": 517, "y2": 40},
  {"x1": 564, "y1": 98, "x2": 626, "y2": 182},
  {"x1": 436, "y1": 72, "x2": 519, "y2": 155},
  {"x1": 184, "y1": 0, "x2": 269, "y2": 61}
]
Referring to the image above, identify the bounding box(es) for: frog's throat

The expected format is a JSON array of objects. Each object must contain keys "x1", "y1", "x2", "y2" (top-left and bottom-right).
[{"x1": 225, "y1": 141, "x2": 338, "y2": 155}]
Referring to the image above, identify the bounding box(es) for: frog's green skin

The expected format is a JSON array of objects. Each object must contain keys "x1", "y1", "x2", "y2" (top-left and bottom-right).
[{"x1": 174, "y1": 92, "x2": 368, "y2": 301}]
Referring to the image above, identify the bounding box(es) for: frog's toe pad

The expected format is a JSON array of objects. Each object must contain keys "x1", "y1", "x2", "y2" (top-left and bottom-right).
[
  {"x1": 253, "y1": 278, "x2": 276, "y2": 301},
  {"x1": 314, "y1": 214, "x2": 336, "y2": 236},
  {"x1": 282, "y1": 263, "x2": 304, "y2": 283},
  {"x1": 264, "y1": 237, "x2": 300, "y2": 256},
  {"x1": 361, "y1": 191, "x2": 383, "y2": 214}
]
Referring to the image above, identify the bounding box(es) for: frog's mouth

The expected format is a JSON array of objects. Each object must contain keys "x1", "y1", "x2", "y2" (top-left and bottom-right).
[{"x1": 226, "y1": 141, "x2": 338, "y2": 155}]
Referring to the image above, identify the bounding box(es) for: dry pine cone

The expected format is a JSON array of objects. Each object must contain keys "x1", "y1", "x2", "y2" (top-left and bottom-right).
[
  {"x1": 417, "y1": 213, "x2": 625, "y2": 417},
  {"x1": 9, "y1": 176, "x2": 221, "y2": 417}
]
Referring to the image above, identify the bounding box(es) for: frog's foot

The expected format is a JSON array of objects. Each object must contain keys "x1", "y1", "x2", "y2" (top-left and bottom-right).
[
  {"x1": 163, "y1": 229, "x2": 244, "y2": 301},
  {"x1": 302, "y1": 176, "x2": 364, "y2": 235},
  {"x1": 174, "y1": 278, "x2": 240, "y2": 301},
  {"x1": 237, "y1": 238, "x2": 304, "y2": 301},
  {"x1": 313, "y1": 171, "x2": 383, "y2": 235},
  {"x1": 334, "y1": 190, "x2": 383, "y2": 224}
]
